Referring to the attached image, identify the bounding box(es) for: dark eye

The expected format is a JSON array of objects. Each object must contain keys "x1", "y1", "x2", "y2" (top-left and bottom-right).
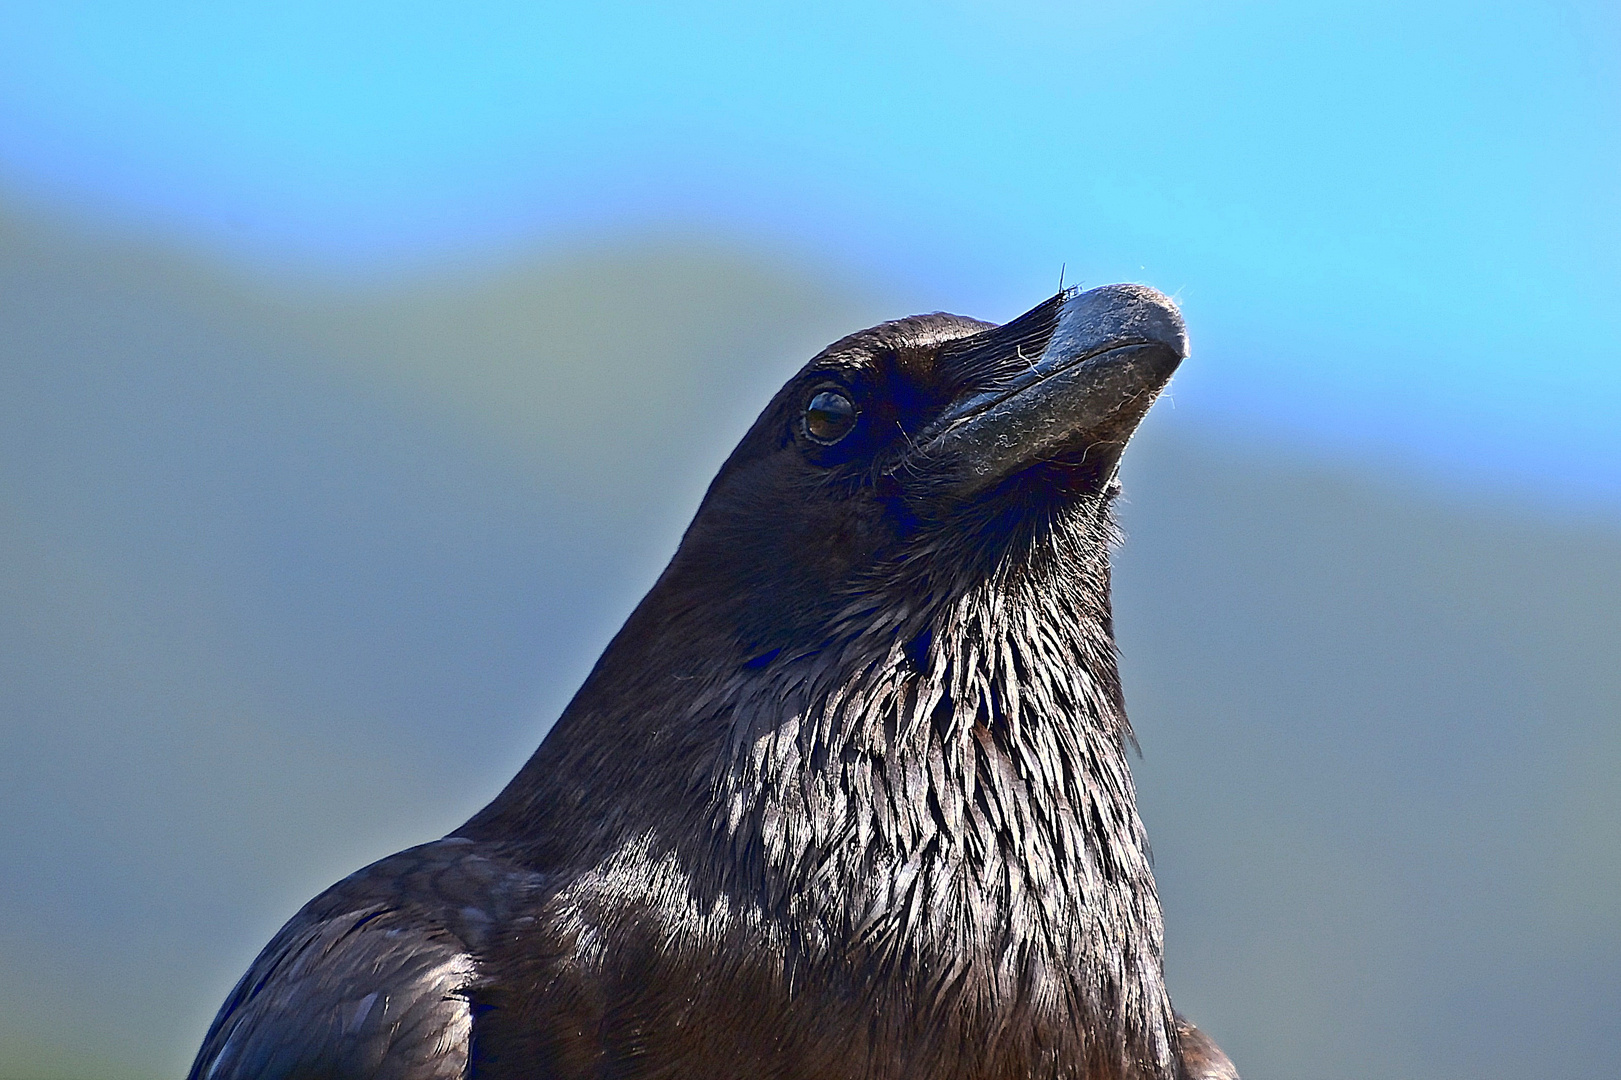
[{"x1": 804, "y1": 389, "x2": 858, "y2": 444}]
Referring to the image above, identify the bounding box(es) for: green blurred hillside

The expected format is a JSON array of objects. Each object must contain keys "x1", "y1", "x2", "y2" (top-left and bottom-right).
[{"x1": 1, "y1": 199, "x2": 1617, "y2": 1080}]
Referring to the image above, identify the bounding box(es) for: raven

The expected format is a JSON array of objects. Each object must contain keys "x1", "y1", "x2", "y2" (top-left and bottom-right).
[{"x1": 189, "y1": 284, "x2": 1236, "y2": 1080}]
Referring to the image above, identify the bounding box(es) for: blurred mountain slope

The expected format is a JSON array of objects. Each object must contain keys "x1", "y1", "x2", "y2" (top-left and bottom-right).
[
  {"x1": 1, "y1": 197, "x2": 1617, "y2": 1080},
  {"x1": 1115, "y1": 430, "x2": 1621, "y2": 1080}
]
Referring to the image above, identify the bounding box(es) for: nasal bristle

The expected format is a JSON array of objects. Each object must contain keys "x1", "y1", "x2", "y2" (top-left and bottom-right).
[{"x1": 934, "y1": 290, "x2": 1071, "y2": 392}]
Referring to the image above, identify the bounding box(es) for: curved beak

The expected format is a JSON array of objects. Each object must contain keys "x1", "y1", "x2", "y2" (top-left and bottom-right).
[{"x1": 897, "y1": 283, "x2": 1187, "y2": 505}]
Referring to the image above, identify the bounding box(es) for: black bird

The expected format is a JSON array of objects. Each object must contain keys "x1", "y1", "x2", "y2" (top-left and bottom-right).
[{"x1": 189, "y1": 284, "x2": 1237, "y2": 1080}]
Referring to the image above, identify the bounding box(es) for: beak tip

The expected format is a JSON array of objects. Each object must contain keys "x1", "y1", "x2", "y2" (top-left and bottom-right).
[{"x1": 1054, "y1": 283, "x2": 1188, "y2": 364}]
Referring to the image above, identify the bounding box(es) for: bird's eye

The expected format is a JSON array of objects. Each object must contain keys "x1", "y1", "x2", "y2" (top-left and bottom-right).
[{"x1": 804, "y1": 390, "x2": 858, "y2": 445}]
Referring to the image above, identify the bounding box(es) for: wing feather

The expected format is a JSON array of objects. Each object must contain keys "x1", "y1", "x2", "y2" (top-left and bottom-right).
[
  {"x1": 190, "y1": 902, "x2": 474, "y2": 1080},
  {"x1": 188, "y1": 839, "x2": 540, "y2": 1080}
]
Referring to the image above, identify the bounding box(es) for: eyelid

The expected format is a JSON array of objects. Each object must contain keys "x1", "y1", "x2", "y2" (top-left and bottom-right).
[{"x1": 811, "y1": 377, "x2": 853, "y2": 397}]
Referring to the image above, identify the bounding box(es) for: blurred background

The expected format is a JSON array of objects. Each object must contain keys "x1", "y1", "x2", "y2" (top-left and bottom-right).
[{"x1": 1, "y1": 3, "x2": 1617, "y2": 1078}]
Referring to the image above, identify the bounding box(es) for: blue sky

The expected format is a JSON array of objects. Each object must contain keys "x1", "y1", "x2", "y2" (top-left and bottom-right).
[{"x1": 2, "y1": 1, "x2": 1618, "y2": 508}]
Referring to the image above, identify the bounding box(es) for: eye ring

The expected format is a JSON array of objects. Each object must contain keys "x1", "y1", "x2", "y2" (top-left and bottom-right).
[{"x1": 803, "y1": 388, "x2": 858, "y2": 445}]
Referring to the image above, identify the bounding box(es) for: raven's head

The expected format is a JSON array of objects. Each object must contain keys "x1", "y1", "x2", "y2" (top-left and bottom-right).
[
  {"x1": 661, "y1": 283, "x2": 1185, "y2": 654},
  {"x1": 473, "y1": 285, "x2": 1190, "y2": 1080}
]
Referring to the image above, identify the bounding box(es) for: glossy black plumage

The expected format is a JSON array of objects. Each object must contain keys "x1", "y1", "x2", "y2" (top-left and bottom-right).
[{"x1": 189, "y1": 284, "x2": 1237, "y2": 1080}]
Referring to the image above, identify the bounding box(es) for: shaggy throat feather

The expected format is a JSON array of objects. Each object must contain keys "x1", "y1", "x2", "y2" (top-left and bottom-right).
[{"x1": 692, "y1": 500, "x2": 1176, "y2": 1075}]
